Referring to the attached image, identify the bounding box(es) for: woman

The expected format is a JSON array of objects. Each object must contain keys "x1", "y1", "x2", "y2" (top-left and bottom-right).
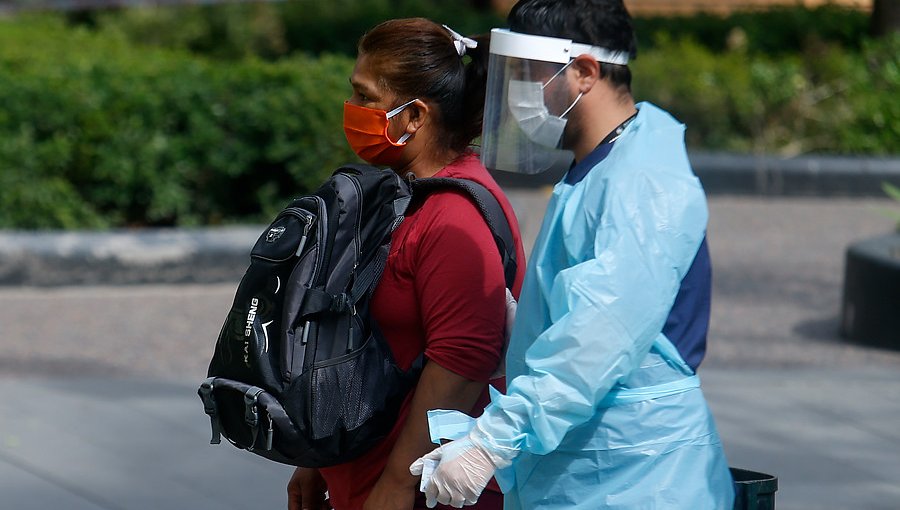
[{"x1": 286, "y1": 18, "x2": 526, "y2": 510}]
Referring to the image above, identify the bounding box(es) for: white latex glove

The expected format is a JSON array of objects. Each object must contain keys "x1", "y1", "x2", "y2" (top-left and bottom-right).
[
  {"x1": 490, "y1": 288, "x2": 517, "y2": 379},
  {"x1": 410, "y1": 436, "x2": 497, "y2": 508}
]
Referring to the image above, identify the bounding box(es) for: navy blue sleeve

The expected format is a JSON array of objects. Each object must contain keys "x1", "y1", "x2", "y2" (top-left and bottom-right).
[{"x1": 663, "y1": 237, "x2": 711, "y2": 372}]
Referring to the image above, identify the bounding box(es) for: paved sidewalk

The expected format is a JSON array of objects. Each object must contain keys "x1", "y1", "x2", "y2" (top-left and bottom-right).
[
  {"x1": 702, "y1": 367, "x2": 900, "y2": 510},
  {"x1": 0, "y1": 376, "x2": 294, "y2": 510},
  {"x1": 2, "y1": 367, "x2": 898, "y2": 510},
  {"x1": 2, "y1": 194, "x2": 900, "y2": 509}
]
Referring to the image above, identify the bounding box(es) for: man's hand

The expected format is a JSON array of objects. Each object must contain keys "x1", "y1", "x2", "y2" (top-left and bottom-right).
[
  {"x1": 410, "y1": 437, "x2": 497, "y2": 508},
  {"x1": 287, "y1": 467, "x2": 331, "y2": 510}
]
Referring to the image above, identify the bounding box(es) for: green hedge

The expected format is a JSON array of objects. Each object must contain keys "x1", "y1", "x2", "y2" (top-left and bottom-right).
[
  {"x1": 1, "y1": 15, "x2": 898, "y2": 229},
  {"x1": 83, "y1": 2, "x2": 867, "y2": 60},
  {"x1": 633, "y1": 5, "x2": 870, "y2": 55},
  {"x1": 86, "y1": 0, "x2": 503, "y2": 60},
  {"x1": 632, "y1": 34, "x2": 900, "y2": 155},
  {"x1": 0, "y1": 17, "x2": 356, "y2": 229}
]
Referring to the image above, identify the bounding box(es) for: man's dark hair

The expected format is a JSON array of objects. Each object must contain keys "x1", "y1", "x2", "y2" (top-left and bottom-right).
[{"x1": 508, "y1": 0, "x2": 637, "y2": 91}]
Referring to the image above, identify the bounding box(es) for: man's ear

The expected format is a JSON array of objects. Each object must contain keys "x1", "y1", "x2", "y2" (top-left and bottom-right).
[{"x1": 570, "y1": 54, "x2": 600, "y2": 94}]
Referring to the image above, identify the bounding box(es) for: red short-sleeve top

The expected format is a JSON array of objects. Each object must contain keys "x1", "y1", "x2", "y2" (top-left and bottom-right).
[{"x1": 319, "y1": 152, "x2": 526, "y2": 510}]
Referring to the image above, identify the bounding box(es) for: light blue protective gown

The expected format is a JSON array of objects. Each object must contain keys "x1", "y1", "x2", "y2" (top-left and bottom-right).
[{"x1": 472, "y1": 102, "x2": 735, "y2": 509}]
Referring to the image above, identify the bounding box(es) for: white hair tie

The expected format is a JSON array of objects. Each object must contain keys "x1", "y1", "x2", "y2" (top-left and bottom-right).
[{"x1": 443, "y1": 24, "x2": 477, "y2": 57}]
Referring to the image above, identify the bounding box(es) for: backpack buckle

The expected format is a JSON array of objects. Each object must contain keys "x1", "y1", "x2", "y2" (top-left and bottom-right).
[
  {"x1": 243, "y1": 387, "x2": 265, "y2": 451},
  {"x1": 198, "y1": 378, "x2": 222, "y2": 445},
  {"x1": 330, "y1": 293, "x2": 350, "y2": 313},
  {"x1": 265, "y1": 414, "x2": 274, "y2": 451}
]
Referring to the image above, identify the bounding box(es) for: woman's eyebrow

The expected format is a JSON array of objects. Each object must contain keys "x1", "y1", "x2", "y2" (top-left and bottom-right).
[{"x1": 349, "y1": 78, "x2": 376, "y2": 96}]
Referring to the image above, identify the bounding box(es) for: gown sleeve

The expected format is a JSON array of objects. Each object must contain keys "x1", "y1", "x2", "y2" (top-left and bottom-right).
[{"x1": 472, "y1": 168, "x2": 709, "y2": 458}]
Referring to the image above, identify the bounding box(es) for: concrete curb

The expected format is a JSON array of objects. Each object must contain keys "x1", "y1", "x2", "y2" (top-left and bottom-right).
[
  {"x1": 0, "y1": 227, "x2": 259, "y2": 287},
  {"x1": 493, "y1": 151, "x2": 900, "y2": 196},
  {"x1": 3, "y1": 153, "x2": 899, "y2": 287},
  {"x1": 690, "y1": 152, "x2": 900, "y2": 196}
]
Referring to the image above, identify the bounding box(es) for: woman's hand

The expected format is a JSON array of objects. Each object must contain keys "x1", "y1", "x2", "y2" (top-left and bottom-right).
[{"x1": 287, "y1": 467, "x2": 331, "y2": 510}]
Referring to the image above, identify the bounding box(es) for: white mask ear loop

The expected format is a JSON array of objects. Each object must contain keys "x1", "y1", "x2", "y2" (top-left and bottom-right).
[
  {"x1": 541, "y1": 60, "x2": 574, "y2": 90},
  {"x1": 561, "y1": 92, "x2": 583, "y2": 118},
  {"x1": 386, "y1": 98, "x2": 418, "y2": 144},
  {"x1": 386, "y1": 98, "x2": 418, "y2": 119},
  {"x1": 541, "y1": 61, "x2": 581, "y2": 119}
]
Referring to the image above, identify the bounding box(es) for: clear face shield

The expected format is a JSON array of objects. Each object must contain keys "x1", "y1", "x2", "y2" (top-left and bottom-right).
[{"x1": 480, "y1": 29, "x2": 630, "y2": 175}]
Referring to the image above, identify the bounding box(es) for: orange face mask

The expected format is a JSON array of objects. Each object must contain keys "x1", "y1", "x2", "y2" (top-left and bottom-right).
[{"x1": 343, "y1": 99, "x2": 416, "y2": 166}]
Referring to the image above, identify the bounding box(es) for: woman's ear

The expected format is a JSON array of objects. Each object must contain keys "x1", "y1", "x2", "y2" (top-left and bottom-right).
[
  {"x1": 570, "y1": 54, "x2": 600, "y2": 94},
  {"x1": 405, "y1": 99, "x2": 431, "y2": 134}
]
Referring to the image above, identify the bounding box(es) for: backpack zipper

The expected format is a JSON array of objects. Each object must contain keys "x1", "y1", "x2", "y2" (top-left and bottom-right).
[
  {"x1": 335, "y1": 172, "x2": 364, "y2": 264},
  {"x1": 335, "y1": 172, "x2": 365, "y2": 355},
  {"x1": 284, "y1": 196, "x2": 327, "y2": 383},
  {"x1": 306, "y1": 195, "x2": 329, "y2": 288},
  {"x1": 294, "y1": 210, "x2": 314, "y2": 257}
]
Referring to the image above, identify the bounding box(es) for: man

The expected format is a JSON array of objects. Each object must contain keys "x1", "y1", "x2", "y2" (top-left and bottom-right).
[{"x1": 410, "y1": 1, "x2": 735, "y2": 508}]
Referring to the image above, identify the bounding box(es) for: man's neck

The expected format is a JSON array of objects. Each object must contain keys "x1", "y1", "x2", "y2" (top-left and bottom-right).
[{"x1": 570, "y1": 94, "x2": 637, "y2": 163}]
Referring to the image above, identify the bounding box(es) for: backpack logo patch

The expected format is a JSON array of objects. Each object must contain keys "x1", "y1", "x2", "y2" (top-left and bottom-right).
[
  {"x1": 244, "y1": 298, "x2": 259, "y2": 367},
  {"x1": 266, "y1": 226, "x2": 286, "y2": 243}
]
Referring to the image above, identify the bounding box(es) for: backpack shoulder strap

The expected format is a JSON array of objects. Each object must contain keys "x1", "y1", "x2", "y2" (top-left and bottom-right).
[
  {"x1": 411, "y1": 177, "x2": 518, "y2": 290},
  {"x1": 303, "y1": 165, "x2": 410, "y2": 315}
]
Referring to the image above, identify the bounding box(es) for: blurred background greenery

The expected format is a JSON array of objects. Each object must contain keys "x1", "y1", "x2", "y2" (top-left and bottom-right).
[{"x1": 0, "y1": 0, "x2": 898, "y2": 229}]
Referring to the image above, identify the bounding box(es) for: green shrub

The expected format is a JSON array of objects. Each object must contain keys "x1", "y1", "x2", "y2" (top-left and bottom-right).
[
  {"x1": 277, "y1": 0, "x2": 503, "y2": 57},
  {"x1": 633, "y1": 33, "x2": 900, "y2": 155},
  {"x1": 86, "y1": 1, "x2": 867, "y2": 60},
  {"x1": 633, "y1": 4, "x2": 870, "y2": 55},
  {"x1": 91, "y1": 2, "x2": 293, "y2": 60},
  {"x1": 881, "y1": 182, "x2": 900, "y2": 230},
  {"x1": 0, "y1": 16, "x2": 357, "y2": 229},
  {"x1": 1, "y1": 14, "x2": 897, "y2": 230},
  {"x1": 88, "y1": 0, "x2": 503, "y2": 60}
]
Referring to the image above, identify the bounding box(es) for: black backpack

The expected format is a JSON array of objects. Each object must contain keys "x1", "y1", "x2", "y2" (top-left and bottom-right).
[{"x1": 198, "y1": 163, "x2": 517, "y2": 468}]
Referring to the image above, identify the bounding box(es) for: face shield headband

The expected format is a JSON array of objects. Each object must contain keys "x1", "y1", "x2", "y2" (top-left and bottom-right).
[{"x1": 488, "y1": 28, "x2": 630, "y2": 66}]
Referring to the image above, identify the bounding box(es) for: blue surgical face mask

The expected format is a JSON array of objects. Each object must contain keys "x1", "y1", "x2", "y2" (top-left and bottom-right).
[{"x1": 507, "y1": 60, "x2": 583, "y2": 149}]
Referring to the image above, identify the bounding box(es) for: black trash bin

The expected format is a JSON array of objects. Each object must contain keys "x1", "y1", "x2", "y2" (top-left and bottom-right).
[{"x1": 731, "y1": 467, "x2": 778, "y2": 510}]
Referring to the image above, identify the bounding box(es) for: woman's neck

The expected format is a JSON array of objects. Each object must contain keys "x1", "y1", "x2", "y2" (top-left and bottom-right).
[{"x1": 394, "y1": 147, "x2": 462, "y2": 180}]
